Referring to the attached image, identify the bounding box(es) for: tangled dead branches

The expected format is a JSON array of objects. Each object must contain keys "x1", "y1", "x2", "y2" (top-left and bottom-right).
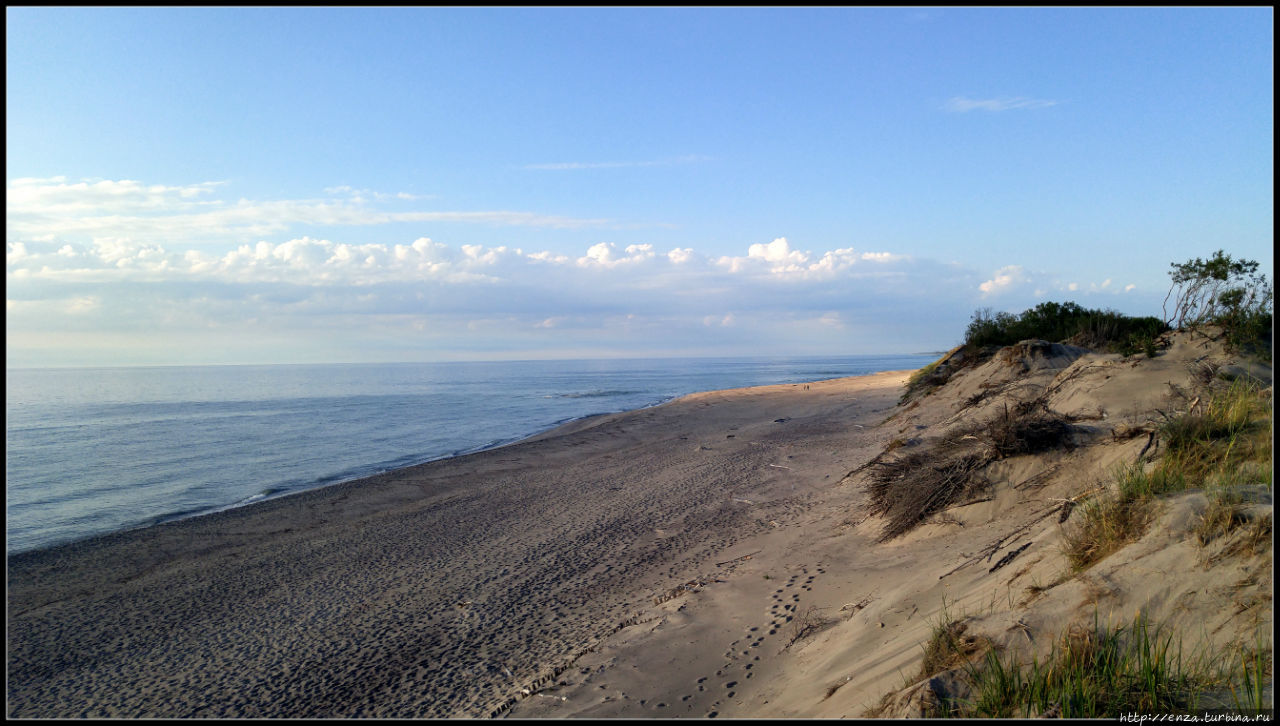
[{"x1": 865, "y1": 403, "x2": 1076, "y2": 542}]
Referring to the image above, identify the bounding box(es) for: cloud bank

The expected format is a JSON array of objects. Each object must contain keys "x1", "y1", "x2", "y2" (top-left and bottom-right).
[
  {"x1": 5, "y1": 177, "x2": 1139, "y2": 366},
  {"x1": 6, "y1": 176, "x2": 610, "y2": 243}
]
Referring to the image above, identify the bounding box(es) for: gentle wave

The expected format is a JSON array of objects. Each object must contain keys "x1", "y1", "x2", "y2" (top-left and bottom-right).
[{"x1": 544, "y1": 390, "x2": 642, "y2": 399}]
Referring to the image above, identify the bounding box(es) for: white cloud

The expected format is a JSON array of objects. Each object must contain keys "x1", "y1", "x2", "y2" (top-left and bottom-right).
[
  {"x1": 667, "y1": 247, "x2": 695, "y2": 265},
  {"x1": 712, "y1": 239, "x2": 913, "y2": 280},
  {"x1": 749, "y1": 237, "x2": 809, "y2": 265},
  {"x1": 817, "y1": 312, "x2": 843, "y2": 328},
  {"x1": 7, "y1": 242, "x2": 29, "y2": 265},
  {"x1": 6, "y1": 177, "x2": 225, "y2": 216},
  {"x1": 66, "y1": 296, "x2": 100, "y2": 314},
  {"x1": 576, "y1": 242, "x2": 659, "y2": 268},
  {"x1": 523, "y1": 155, "x2": 712, "y2": 171},
  {"x1": 527, "y1": 250, "x2": 570, "y2": 265},
  {"x1": 943, "y1": 96, "x2": 1060, "y2": 113},
  {"x1": 979, "y1": 265, "x2": 1030, "y2": 296},
  {"x1": 718, "y1": 237, "x2": 811, "y2": 274},
  {"x1": 860, "y1": 251, "x2": 905, "y2": 263},
  {"x1": 325, "y1": 185, "x2": 433, "y2": 202},
  {"x1": 6, "y1": 177, "x2": 611, "y2": 243}
]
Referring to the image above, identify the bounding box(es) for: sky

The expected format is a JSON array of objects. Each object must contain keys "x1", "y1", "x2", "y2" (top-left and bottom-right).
[{"x1": 5, "y1": 7, "x2": 1273, "y2": 367}]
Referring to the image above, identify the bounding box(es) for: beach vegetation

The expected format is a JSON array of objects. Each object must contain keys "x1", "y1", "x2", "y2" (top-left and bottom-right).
[
  {"x1": 1194, "y1": 487, "x2": 1272, "y2": 555},
  {"x1": 902, "y1": 351, "x2": 976, "y2": 403},
  {"x1": 949, "y1": 613, "x2": 1269, "y2": 718},
  {"x1": 865, "y1": 448, "x2": 990, "y2": 541},
  {"x1": 983, "y1": 401, "x2": 1076, "y2": 459},
  {"x1": 1163, "y1": 250, "x2": 1273, "y2": 359},
  {"x1": 1060, "y1": 464, "x2": 1156, "y2": 572},
  {"x1": 786, "y1": 605, "x2": 834, "y2": 648},
  {"x1": 902, "y1": 356, "x2": 943, "y2": 402},
  {"x1": 964, "y1": 302, "x2": 1167, "y2": 355},
  {"x1": 918, "y1": 616, "x2": 992, "y2": 684},
  {"x1": 1062, "y1": 376, "x2": 1271, "y2": 572},
  {"x1": 868, "y1": 402, "x2": 1075, "y2": 541},
  {"x1": 1159, "y1": 377, "x2": 1272, "y2": 485}
]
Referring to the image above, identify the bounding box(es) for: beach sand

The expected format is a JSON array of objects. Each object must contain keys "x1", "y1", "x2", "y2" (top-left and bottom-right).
[{"x1": 7, "y1": 370, "x2": 910, "y2": 718}]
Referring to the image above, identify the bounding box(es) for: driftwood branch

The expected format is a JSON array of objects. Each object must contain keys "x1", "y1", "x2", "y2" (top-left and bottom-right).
[
  {"x1": 989, "y1": 541, "x2": 1033, "y2": 573},
  {"x1": 1136, "y1": 430, "x2": 1158, "y2": 462},
  {"x1": 715, "y1": 550, "x2": 762, "y2": 568}
]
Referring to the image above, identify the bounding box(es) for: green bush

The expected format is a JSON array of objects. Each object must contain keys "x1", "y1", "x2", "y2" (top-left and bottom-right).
[
  {"x1": 1163, "y1": 250, "x2": 1272, "y2": 358},
  {"x1": 963, "y1": 302, "x2": 1167, "y2": 354}
]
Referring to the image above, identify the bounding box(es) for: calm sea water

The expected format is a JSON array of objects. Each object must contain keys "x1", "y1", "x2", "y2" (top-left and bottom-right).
[{"x1": 5, "y1": 355, "x2": 932, "y2": 554}]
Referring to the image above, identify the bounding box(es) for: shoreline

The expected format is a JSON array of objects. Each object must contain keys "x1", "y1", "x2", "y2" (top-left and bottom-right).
[
  {"x1": 7, "y1": 392, "x2": 689, "y2": 558},
  {"x1": 8, "y1": 369, "x2": 912, "y2": 718},
  {"x1": 8, "y1": 371, "x2": 902, "y2": 559}
]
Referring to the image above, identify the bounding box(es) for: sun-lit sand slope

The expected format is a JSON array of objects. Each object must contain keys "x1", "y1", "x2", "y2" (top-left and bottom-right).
[
  {"x1": 506, "y1": 330, "x2": 1271, "y2": 719},
  {"x1": 7, "y1": 370, "x2": 909, "y2": 718}
]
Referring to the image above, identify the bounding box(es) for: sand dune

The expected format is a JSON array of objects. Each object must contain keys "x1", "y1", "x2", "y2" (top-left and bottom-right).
[{"x1": 507, "y1": 330, "x2": 1272, "y2": 718}]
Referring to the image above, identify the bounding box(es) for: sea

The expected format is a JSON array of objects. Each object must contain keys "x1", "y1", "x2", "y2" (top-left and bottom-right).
[{"x1": 5, "y1": 354, "x2": 934, "y2": 555}]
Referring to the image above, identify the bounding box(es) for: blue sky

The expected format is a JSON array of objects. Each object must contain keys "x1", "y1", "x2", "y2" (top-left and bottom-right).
[{"x1": 6, "y1": 7, "x2": 1273, "y2": 366}]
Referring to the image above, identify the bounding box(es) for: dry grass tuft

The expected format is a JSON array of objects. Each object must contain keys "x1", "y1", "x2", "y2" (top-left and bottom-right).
[
  {"x1": 1060, "y1": 466, "x2": 1156, "y2": 572},
  {"x1": 1196, "y1": 488, "x2": 1253, "y2": 546},
  {"x1": 918, "y1": 619, "x2": 990, "y2": 681},
  {"x1": 1063, "y1": 378, "x2": 1271, "y2": 573}
]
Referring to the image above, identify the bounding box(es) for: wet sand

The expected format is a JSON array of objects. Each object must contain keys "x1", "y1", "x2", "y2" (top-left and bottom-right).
[{"x1": 7, "y1": 370, "x2": 909, "y2": 718}]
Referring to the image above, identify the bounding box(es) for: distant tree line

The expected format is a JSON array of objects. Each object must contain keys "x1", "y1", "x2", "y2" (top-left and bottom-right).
[{"x1": 964, "y1": 301, "x2": 1167, "y2": 357}]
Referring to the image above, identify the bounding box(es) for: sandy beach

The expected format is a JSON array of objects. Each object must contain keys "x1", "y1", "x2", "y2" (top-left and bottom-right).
[{"x1": 7, "y1": 370, "x2": 910, "y2": 718}]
